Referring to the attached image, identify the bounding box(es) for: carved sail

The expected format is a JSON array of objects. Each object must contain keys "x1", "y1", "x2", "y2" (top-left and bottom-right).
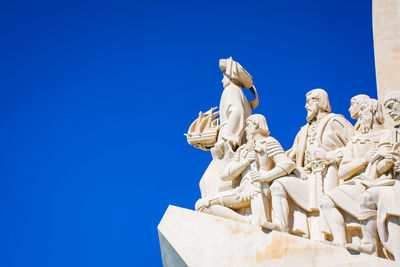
[{"x1": 185, "y1": 107, "x2": 220, "y2": 151}]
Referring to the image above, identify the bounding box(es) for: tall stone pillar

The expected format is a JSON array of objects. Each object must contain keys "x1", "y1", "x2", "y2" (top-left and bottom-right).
[{"x1": 373, "y1": 0, "x2": 400, "y2": 101}]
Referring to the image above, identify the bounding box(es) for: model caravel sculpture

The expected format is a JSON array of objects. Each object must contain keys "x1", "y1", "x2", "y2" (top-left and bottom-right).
[{"x1": 185, "y1": 107, "x2": 220, "y2": 151}]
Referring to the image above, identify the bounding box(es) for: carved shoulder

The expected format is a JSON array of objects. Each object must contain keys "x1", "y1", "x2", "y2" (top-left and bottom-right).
[
  {"x1": 327, "y1": 114, "x2": 355, "y2": 143},
  {"x1": 265, "y1": 136, "x2": 285, "y2": 158}
]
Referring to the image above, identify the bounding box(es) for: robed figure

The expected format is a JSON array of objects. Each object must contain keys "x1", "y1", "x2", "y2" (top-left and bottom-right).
[{"x1": 199, "y1": 58, "x2": 259, "y2": 198}]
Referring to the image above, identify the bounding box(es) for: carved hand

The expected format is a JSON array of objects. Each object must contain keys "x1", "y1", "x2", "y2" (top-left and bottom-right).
[
  {"x1": 213, "y1": 140, "x2": 226, "y2": 158},
  {"x1": 368, "y1": 150, "x2": 384, "y2": 164},
  {"x1": 294, "y1": 168, "x2": 308, "y2": 180},
  {"x1": 246, "y1": 150, "x2": 257, "y2": 165},
  {"x1": 250, "y1": 170, "x2": 263, "y2": 182},
  {"x1": 312, "y1": 150, "x2": 330, "y2": 162},
  {"x1": 384, "y1": 151, "x2": 396, "y2": 163},
  {"x1": 362, "y1": 151, "x2": 375, "y2": 165}
]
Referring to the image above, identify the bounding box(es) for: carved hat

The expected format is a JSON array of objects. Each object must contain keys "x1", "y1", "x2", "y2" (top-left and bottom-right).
[{"x1": 219, "y1": 57, "x2": 253, "y2": 89}]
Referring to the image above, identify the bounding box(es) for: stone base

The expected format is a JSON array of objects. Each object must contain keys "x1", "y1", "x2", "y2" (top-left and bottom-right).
[{"x1": 157, "y1": 205, "x2": 397, "y2": 267}]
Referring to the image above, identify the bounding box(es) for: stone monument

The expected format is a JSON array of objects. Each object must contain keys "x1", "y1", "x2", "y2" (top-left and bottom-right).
[{"x1": 158, "y1": 1, "x2": 400, "y2": 266}]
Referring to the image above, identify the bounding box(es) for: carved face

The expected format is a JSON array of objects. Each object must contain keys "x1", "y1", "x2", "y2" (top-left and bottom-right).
[
  {"x1": 222, "y1": 74, "x2": 230, "y2": 88},
  {"x1": 358, "y1": 103, "x2": 373, "y2": 133},
  {"x1": 385, "y1": 100, "x2": 400, "y2": 122},
  {"x1": 305, "y1": 95, "x2": 319, "y2": 122},
  {"x1": 348, "y1": 99, "x2": 360, "y2": 119},
  {"x1": 245, "y1": 120, "x2": 258, "y2": 140}
]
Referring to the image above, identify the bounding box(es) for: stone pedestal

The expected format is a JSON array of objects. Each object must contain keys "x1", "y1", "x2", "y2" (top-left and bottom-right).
[{"x1": 158, "y1": 205, "x2": 396, "y2": 267}]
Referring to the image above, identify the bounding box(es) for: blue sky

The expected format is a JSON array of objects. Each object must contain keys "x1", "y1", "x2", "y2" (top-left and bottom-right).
[{"x1": 0, "y1": 0, "x2": 377, "y2": 266}]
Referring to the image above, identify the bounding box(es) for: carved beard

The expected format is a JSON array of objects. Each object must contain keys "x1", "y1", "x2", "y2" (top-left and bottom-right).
[
  {"x1": 306, "y1": 108, "x2": 318, "y2": 122},
  {"x1": 358, "y1": 112, "x2": 373, "y2": 134},
  {"x1": 246, "y1": 130, "x2": 255, "y2": 141}
]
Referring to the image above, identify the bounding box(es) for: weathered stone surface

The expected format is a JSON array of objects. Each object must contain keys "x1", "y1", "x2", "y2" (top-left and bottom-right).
[
  {"x1": 158, "y1": 205, "x2": 396, "y2": 267},
  {"x1": 373, "y1": 0, "x2": 400, "y2": 102}
]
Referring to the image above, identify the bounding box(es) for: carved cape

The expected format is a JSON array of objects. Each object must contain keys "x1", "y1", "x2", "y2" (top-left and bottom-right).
[
  {"x1": 279, "y1": 113, "x2": 354, "y2": 211},
  {"x1": 218, "y1": 83, "x2": 252, "y2": 148}
]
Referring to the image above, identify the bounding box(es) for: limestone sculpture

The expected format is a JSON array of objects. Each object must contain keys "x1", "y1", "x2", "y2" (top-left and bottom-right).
[
  {"x1": 320, "y1": 99, "x2": 391, "y2": 249},
  {"x1": 186, "y1": 57, "x2": 259, "y2": 199},
  {"x1": 344, "y1": 92, "x2": 400, "y2": 260},
  {"x1": 160, "y1": 2, "x2": 400, "y2": 263},
  {"x1": 263, "y1": 89, "x2": 354, "y2": 239},
  {"x1": 181, "y1": 60, "x2": 400, "y2": 263},
  {"x1": 349, "y1": 94, "x2": 370, "y2": 132},
  {"x1": 195, "y1": 114, "x2": 295, "y2": 227},
  {"x1": 213, "y1": 57, "x2": 259, "y2": 158}
]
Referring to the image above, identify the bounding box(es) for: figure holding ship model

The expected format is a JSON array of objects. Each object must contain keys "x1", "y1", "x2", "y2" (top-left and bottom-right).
[
  {"x1": 213, "y1": 57, "x2": 259, "y2": 158},
  {"x1": 185, "y1": 57, "x2": 259, "y2": 198}
]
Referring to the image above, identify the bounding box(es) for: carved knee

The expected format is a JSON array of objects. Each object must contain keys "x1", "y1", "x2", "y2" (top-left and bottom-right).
[
  {"x1": 270, "y1": 182, "x2": 286, "y2": 198},
  {"x1": 359, "y1": 191, "x2": 377, "y2": 220},
  {"x1": 320, "y1": 195, "x2": 335, "y2": 210},
  {"x1": 359, "y1": 191, "x2": 376, "y2": 210}
]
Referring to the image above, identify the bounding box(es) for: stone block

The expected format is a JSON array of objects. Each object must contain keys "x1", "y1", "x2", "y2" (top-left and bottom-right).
[{"x1": 158, "y1": 205, "x2": 396, "y2": 267}]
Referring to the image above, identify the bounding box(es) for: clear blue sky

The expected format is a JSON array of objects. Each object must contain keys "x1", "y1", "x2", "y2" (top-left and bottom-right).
[{"x1": 1, "y1": 0, "x2": 377, "y2": 266}]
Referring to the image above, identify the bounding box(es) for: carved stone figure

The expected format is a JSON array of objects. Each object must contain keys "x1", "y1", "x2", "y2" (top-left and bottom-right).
[
  {"x1": 212, "y1": 57, "x2": 259, "y2": 158},
  {"x1": 165, "y1": 2, "x2": 400, "y2": 262},
  {"x1": 264, "y1": 89, "x2": 354, "y2": 237},
  {"x1": 344, "y1": 92, "x2": 400, "y2": 259},
  {"x1": 385, "y1": 91, "x2": 400, "y2": 124},
  {"x1": 349, "y1": 94, "x2": 370, "y2": 132},
  {"x1": 196, "y1": 58, "x2": 259, "y2": 198},
  {"x1": 195, "y1": 114, "x2": 295, "y2": 227},
  {"x1": 319, "y1": 99, "x2": 392, "y2": 250}
]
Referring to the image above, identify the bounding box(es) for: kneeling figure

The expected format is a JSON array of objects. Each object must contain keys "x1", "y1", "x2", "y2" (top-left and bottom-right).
[{"x1": 195, "y1": 114, "x2": 295, "y2": 227}]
